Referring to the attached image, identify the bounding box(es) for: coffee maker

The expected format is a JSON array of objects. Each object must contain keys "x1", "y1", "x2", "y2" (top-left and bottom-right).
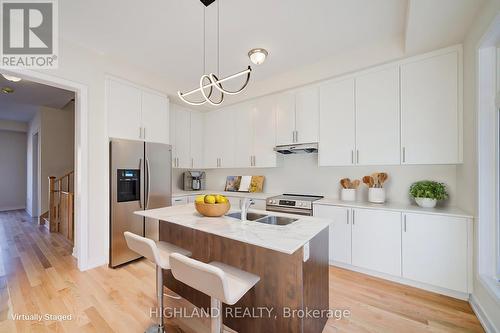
[{"x1": 183, "y1": 171, "x2": 206, "y2": 191}]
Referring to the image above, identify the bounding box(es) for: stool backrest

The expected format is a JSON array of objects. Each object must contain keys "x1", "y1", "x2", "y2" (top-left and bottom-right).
[
  {"x1": 123, "y1": 231, "x2": 161, "y2": 265},
  {"x1": 169, "y1": 253, "x2": 229, "y2": 304}
]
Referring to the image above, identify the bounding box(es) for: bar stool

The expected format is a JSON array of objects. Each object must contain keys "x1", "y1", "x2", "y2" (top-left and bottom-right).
[
  {"x1": 169, "y1": 253, "x2": 260, "y2": 333},
  {"x1": 124, "y1": 232, "x2": 191, "y2": 333}
]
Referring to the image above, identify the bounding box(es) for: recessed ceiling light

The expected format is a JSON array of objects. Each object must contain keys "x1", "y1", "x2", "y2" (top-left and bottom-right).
[
  {"x1": 2, "y1": 86, "x2": 14, "y2": 94},
  {"x1": 248, "y1": 48, "x2": 268, "y2": 65},
  {"x1": 2, "y1": 74, "x2": 21, "y2": 82}
]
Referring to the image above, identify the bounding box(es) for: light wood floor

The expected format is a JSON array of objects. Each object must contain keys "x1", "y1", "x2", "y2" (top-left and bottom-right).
[{"x1": 0, "y1": 210, "x2": 484, "y2": 333}]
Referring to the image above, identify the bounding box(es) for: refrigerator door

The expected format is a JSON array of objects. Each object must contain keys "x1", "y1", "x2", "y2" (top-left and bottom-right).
[
  {"x1": 144, "y1": 142, "x2": 172, "y2": 241},
  {"x1": 110, "y1": 139, "x2": 145, "y2": 267}
]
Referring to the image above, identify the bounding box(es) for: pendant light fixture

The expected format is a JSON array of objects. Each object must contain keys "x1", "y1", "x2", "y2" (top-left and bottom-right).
[{"x1": 178, "y1": 0, "x2": 268, "y2": 106}]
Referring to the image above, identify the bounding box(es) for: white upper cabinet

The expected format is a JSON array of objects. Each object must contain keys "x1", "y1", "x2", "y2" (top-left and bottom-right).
[
  {"x1": 313, "y1": 205, "x2": 352, "y2": 265},
  {"x1": 234, "y1": 103, "x2": 255, "y2": 168},
  {"x1": 171, "y1": 105, "x2": 190, "y2": 168},
  {"x1": 203, "y1": 111, "x2": 220, "y2": 169},
  {"x1": 190, "y1": 111, "x2": 204, "y2": 169},
  {"x1": 351, "y1": 208, "x2": 402, "y2": 276},
  {"x1": 319, "y1": 78, "x2": 356, "y2": 166},
  {"x1": 276, "y1": 87, "x2": 319, "y2": 145},
  {"x1": 107, "y1": 79, "x2": 142, "y2": 141},
  {"x1": 355, "y1": 66, "x2": 400, "y2": 165},
  {"x1": 141, "y1": 91, "x2": 170, "y2": 144},
  {"x1": 295, "y1": 86, "x2": 320, "y2": 144},
  {"x1": 253, "y1": 96, "x2": 277, "y2": 168},
  {"x1": 230, "y1": 98, "x2": 277, "y2": 168},
  {"x1": 401, "y1": 50, "x2": 461, "y2": 164},
  {"x1": 402, "y1": 213, "x2": 468, "y2": 293},
  {"x1": 276, "y1": 92, "x2": 296, "y2": 145},
  {"x1": 107, "y1": 77, "x2": 169, "y2": 144},
  {"x1": 203, "y1": 108, "x2": 235, "y2": 168}
]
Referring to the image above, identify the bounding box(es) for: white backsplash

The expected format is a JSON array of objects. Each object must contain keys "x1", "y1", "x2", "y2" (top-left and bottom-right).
[{"x1": 173, "y1": 154, "x2": 458, "y2": 206}]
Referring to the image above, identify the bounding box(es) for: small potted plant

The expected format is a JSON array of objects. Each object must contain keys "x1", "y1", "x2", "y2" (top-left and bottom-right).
[{"x1": 409, "y1": 181, "x2": 448, "y2": 208}]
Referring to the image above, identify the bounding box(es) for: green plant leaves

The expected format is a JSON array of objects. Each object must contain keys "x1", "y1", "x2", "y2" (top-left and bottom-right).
[{"x1": 409, "y1": 181, "x2": 448, "y2": 201}]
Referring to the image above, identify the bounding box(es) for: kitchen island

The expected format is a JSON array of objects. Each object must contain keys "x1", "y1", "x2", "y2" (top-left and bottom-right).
[{"x1": 135, "y1": 204, "x2": 332, "y2": 333}]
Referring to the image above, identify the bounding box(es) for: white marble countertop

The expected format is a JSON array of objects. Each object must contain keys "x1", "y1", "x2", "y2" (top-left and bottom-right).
[
  {"x1": 135, "y1": 204, "x2": 332, "y2": 254},
  {"x1": 172, "y1": 190, "x2": 278, "y2": 200},
  {"x1": 314, "y1": 198, "x2": 473, "y2": 219}
]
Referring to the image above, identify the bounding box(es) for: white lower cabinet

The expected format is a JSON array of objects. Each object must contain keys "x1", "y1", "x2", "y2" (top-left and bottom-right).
[
  {"x1": 314, "y1": 205, "x2": 351, "y2": 264},
  {"x1": 402, "y1": 213, "x2": 468, "y2": 293},
  {"x1": 313, "y1": 203, "x2": 471, "y2": 296},
  {"x1": 351, "y1": 208, "x2": 402, "y2": 276}
]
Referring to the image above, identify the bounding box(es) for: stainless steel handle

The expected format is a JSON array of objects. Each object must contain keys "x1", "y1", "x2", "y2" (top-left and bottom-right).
[
  {"x1": 402, "y1": 147, "x2": 406, "y2": 163},
  {"x1": 250, "y1": 156, "x2": 253, "y2": 167},
  {"x1": 356, "y1": 150, "x2": 359, "y2": 164},
  {"x1": 139, "y1": 127, "x2": 142, "y2": 139},
  {"x1": 403, "y1": 215, "x2": 407, "y2": 232},
  {"x1": 253, "y1": 155, "x2": 256, "y2": 167},
  {"x1": 145, "y1": 158, "x2": 151, "y2": 208},
  {"x1": 219, "y1": 157, "x2": 222, "y2": 168},
  {"x1": 347, "y1": 209, "x2": 349, "y2": 224},
  {"x1": 191, "y1": 158, "x2": 194, "y2": 168},
  {"x1": 138, "y1": 158, "x2": 143, "y2": 208},
  {"x1": 143, "y1": 127, "x2": 146, "y2": 140},
  {"x1": 295, "y1": 130, "x2": 299, "y2": 143},
  {"x1": 351, "y1": 150, "x2": 354, "y2": 164},
  {"x1": 352, "y1": 210, "x2": 355, "y2": 225}
]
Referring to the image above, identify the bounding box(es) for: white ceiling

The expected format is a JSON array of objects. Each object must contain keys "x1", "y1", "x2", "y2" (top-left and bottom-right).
[
  {"x1": 0, "y1": 75, "x2": 74, "y2": 122},
  {"x1": 60, "y1": 0, "x2": 485, "y2": 106}
]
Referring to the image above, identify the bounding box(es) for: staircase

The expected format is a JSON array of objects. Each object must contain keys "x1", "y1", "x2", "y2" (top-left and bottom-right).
[{"x1": 41, "y1": 171, "x2": 75, "y2": 243}]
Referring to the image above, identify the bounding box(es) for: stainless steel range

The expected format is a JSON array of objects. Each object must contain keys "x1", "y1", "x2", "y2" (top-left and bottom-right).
[{"x1": 266, "y1": 194, "x2": 324, "y2": 216}]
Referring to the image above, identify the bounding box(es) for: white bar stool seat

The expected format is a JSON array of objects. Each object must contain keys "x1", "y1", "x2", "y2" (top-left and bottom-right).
[
  {"x1": 169, "y1": 253, "x2": 260, "y2": 333},
  {"x1": 124, "y1": 231, "x2": 191, "y2": 333}
]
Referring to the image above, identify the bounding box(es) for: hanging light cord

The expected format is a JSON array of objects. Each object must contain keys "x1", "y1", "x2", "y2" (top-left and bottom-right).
[{"x1": 177, "y1": 0, "x2": 252, "y2": 106}]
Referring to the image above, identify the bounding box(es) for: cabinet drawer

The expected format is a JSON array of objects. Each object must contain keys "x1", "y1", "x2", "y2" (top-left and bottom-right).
[{"x1": 171, "y1": 196, "x2": 188, "y2": 206}]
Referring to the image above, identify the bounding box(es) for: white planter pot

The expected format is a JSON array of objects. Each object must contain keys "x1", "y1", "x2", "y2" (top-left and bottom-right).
[
  {"x1": 415, "y1": 197, "x2": 437, "y2": 208},
  {"x1": 368, "y1": 188, "x2": 386, "y2": 203},
  {"x1": 340, "y1": 188, "x2": 356, "y2": 201}
]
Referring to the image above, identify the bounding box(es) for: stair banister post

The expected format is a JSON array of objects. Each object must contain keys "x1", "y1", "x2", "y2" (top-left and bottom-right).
[{"x1": 48, "y1": 176, "x2": 57, "y2": 232}]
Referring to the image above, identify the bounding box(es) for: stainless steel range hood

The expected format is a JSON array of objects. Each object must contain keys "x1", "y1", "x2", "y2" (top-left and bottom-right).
[{"x1": 274, "y1": 143, "x2": 318, "y2": 154}]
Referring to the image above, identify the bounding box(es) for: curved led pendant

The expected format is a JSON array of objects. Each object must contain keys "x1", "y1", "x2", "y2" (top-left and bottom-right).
[{"x1": 177, "y1": 66, "x2": 251, "y2": 106}]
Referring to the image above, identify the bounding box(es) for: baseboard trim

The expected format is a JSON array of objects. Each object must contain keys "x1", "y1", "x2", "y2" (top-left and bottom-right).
[
  {"x1": 0, "y1": 206, "x2": 26, "y2": 212},
  {"x1": 331, "y1": 262, "x2": 470, "y2": 300},
  {"x1": 470, "y1": 294, "x2": 496, "y2": 333}
]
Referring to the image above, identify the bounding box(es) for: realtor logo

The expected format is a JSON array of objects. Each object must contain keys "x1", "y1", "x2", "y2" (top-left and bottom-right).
[{"x1": 0, "y1": 0, "x2": 58, "y2": 68}]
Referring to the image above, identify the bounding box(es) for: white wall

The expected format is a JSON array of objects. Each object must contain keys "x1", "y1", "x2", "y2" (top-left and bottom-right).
[
  {"x1": 175, "y1": 155, "x2": 458, "y2": 206},
  {"x1": 459, "y1": 0, "x2": 500, "y2": 331},
  {"x1": 0, "y1": 130, "x2": 27, "y2": 211}
]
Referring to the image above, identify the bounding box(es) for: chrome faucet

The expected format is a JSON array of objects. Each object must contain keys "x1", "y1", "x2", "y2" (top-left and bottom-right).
[{"x1": 240, "y1": 198, "x2": 255, "y2": 221}]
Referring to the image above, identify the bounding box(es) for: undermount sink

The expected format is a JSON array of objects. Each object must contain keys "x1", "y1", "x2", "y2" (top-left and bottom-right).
[
  {"x1": 226, "y1": 212, "x2": 298, "y2": 226},
  {"x1": 254, "y1": 215, "x2": 298, "y2": 226},
  {"x1": 225, "y1": 212, "x2": 268, "y2": 221}
]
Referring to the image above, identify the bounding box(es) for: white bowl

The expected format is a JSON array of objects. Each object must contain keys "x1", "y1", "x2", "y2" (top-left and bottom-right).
[{"x1": 415, "y1": 197, "x2": 437, "y2": 208}]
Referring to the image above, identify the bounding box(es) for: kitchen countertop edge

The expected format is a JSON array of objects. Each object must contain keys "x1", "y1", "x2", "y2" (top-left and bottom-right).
[{"x1": 314, "y1": 198, "x2": 473, "y2": 219}]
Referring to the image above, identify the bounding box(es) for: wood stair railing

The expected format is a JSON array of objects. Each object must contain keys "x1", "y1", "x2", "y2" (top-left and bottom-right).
[{"x1": 47, "y1": 171, "x2": 75, "y2": 243}]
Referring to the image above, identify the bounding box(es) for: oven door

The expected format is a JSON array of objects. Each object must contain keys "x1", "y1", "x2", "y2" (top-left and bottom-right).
[{"x1": 266, "y1": 205, "x2": 313, "y2": 216}]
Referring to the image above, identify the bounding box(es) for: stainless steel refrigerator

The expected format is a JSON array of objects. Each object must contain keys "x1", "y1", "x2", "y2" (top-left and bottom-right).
[{"x1": 109, "y1": 139, "x2": 172, "y2": 268}]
